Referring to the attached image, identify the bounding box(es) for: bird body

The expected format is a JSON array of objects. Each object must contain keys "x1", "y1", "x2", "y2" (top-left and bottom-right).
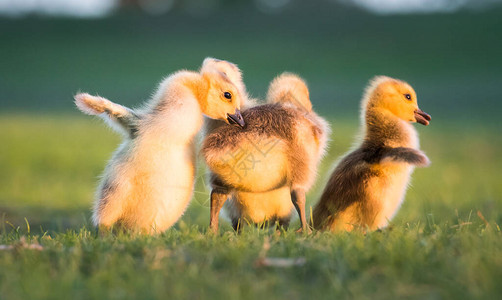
[
  {"x1": 226, "y1": 187, "x2": 293, "y2": 228},
  {"x1": 75, "y1": 58, "x2": 245, "y2": 234},
  {"x1": 203, "y1": 74, "x2": 329, "y2": 231},
  {"x1": 313, "y1": 76, "x2": 430, "y2": 232}
]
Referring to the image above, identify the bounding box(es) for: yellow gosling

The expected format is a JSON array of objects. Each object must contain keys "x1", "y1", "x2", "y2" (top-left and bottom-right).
[
  {"x1": 74, "y1": 58, "x2": 245, "y2": 234},
  {"x1": 313, "y1": 76, "x2": 431, "y2": 232}
]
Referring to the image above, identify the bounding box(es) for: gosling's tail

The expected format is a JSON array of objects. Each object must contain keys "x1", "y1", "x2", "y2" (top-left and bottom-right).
[
  {"x1": 74, "y1": 93, "x2": 140, "y2": 138},
  {"x1": 266, "y1": 73, "x2": 312, "y2": 112}
]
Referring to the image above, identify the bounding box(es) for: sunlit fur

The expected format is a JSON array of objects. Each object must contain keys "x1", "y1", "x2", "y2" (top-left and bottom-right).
[
  {"x1": 74, "y1": 58, "x2": 244, "y2": 234},
  {"x1": 202, "y1": 59, "x2": 255, "y2": 135},
  {"x1": 313, "y1": 76, "x2": 430, "y2": 232},
  {"x1": 267, "y1": 73, "x2": 312, "y2": 112},
  {"x1": 203, "y1": 73, "x2": 330, "y2": 229}
]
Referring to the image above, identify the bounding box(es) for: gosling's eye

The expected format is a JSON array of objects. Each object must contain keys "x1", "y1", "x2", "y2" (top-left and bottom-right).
[
  {"x1": 223, "y1": 92, "x2": 232, "y2": 100},
  {"x1": 404, "y1": 94, "x2": 412, "y2": 100}
]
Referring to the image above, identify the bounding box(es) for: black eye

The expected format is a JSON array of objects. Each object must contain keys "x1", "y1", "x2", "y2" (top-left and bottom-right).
[
  {"x1": 404, "y1": 94, "x2": 412, "y2": 100},
  {"x1": 223, "y1": 92, "x2": 232, "y2": 100}
]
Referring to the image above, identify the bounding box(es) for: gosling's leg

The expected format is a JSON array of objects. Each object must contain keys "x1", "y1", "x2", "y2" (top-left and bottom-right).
[
  {"x1": 209, "y1": 187, "x2": 229, "y2": 233},
  {"x1": 291, "y1": 188, "x2": 310, "y2": 233}
]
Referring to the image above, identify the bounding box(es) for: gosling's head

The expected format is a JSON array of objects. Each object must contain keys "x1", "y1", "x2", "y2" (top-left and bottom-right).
[
  {"x1": 199, "y1": 57, "x2": 246, "y2": 128},
  {"x1": 267, "y1": 73, "x2": 312, "y2": 112},
  {"x1": 363, "y1": 76, "x2": 431, "y2": 125}
]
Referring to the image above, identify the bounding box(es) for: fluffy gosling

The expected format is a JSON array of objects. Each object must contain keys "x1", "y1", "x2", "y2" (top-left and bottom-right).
[
  {"x1": 203, "y1": 73, "x2": 330, "y2": 232},
  {"x1": 313, "y1": 76, "x2": 431, "y2": 232},
  {"x1": 75, "y1": 58, "x2": 245, "y2": 234}
]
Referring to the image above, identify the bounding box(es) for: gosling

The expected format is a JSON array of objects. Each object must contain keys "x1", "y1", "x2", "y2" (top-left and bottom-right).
[
  {"x1": 202, "y1": 58, "x2": 255, "y2": 134},
  {"x1": 203, "y1": 73, "x2": 330, "y2": 232},
  {"x1": 75, "y1": 58, "x2": 245, "y2": 234},
  {"x1": 313, "y1": 76, "x2": 431, "y2": 232}
]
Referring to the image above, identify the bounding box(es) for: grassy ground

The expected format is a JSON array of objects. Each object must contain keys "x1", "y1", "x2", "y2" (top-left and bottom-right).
[
  {"x1": 0, "y1": 115, "x2": 501, "y2": 299},
  {"x1": 1, "y1": 3, "x2": 502, "y2": 299},
  {"x1": 0, "y1": 223, "x2": 500, "y2": 299}
]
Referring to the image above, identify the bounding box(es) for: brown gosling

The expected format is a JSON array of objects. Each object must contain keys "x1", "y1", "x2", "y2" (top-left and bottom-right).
[
  {"x1": 313, "y1": 76, "x2": 431, "y2": 232},
  {"x1": 202, "y1": 73, "x2": 330, "y2": 232},
  {"x1": 74, "y1": 58, "x2": 246, "y2": 234},
  {"x1": 225, "y1": 74, "x2": 320, "y2": 230}
]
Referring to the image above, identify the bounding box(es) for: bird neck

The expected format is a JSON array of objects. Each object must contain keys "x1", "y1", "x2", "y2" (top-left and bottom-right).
[
  {"x1": 363, "y1": 108, "x2": 417, "y2": 148},
  {"x1": 142, "y1": 71, "x2": 208, "y2": 141},
  {"x1": 178, "y1": 71, "x2": 210, "y2": 112},
  {"x1": 149, "y1": 70, "x2": 209, "y2": 112}
]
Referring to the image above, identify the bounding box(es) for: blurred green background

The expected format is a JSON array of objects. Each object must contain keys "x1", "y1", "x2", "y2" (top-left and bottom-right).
[
  {"x1": 1, "y1": 1, "x2": 502, "y2": 299},
  {"x1": 1, "y1": 0, "x2": 501, "y2": 231}
]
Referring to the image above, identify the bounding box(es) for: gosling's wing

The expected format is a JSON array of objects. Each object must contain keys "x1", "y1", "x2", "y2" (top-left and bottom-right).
[
  {"x1": 74, "y1": 93, "x2": 142, "y2": 138},
  {"x1": 379, "y1": 147, "x2": 430, "y2": 167}
]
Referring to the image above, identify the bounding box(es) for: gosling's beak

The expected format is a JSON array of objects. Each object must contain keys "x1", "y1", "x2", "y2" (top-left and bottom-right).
[
  {"x1": 414, "y1": 108, "x2": 431, "y2": 126},
  {"x1": 227, "y1": 109, "x2": 245, "y2": 128}
]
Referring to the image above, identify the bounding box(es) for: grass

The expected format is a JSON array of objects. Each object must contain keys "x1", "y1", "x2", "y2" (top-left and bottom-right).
[
  {"x1": 0, "y1": 225, "x2": 500, "y2": 299},
  {"x1": 0, "y1": 114, "x2": 501, "y2": 299}
]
